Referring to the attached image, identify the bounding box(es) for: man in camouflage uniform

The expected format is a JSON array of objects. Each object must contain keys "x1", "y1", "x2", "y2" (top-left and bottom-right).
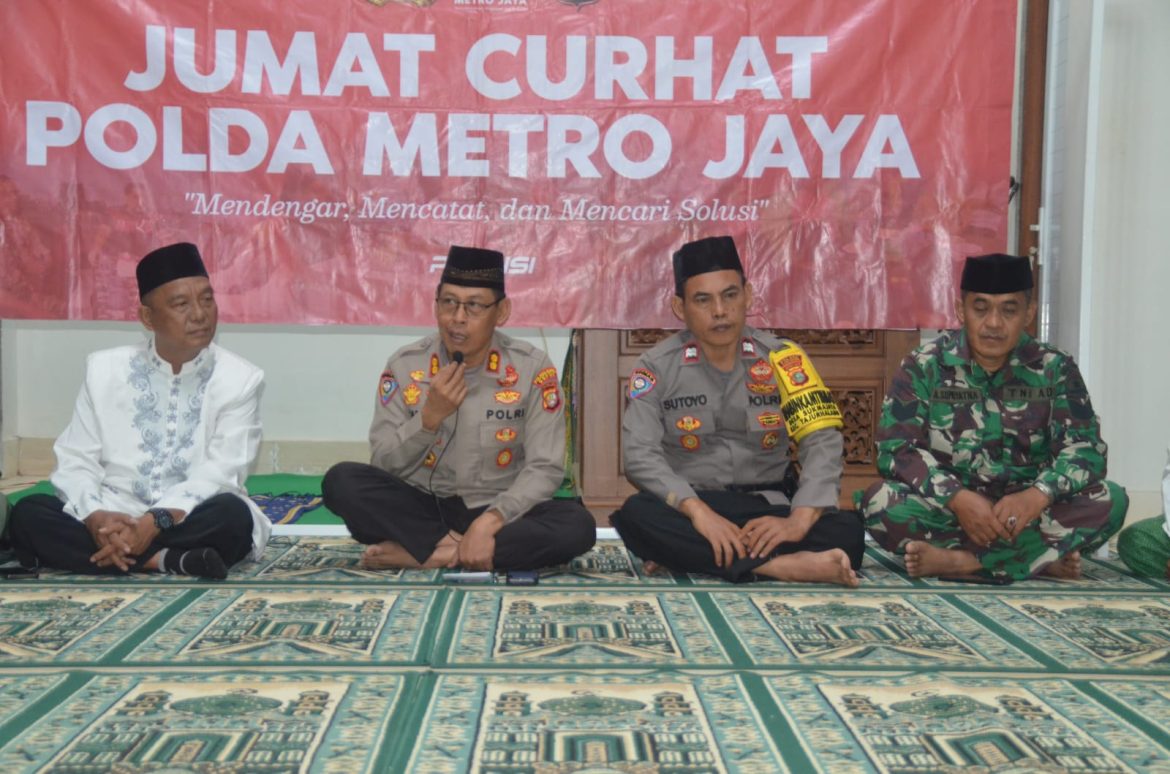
[
  {"x1": 861, "y1": 253, "x2": 1127, "y2": 581},
  {"x1": 323, "y1": 246, "x2": 595, "y2": 571},
  {"x1": 610, "y1": 236, "x2": 865, "y2": 585}
]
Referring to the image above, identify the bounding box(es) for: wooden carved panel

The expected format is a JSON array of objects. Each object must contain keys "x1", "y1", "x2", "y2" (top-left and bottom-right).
[
  {"x1": 833, "y1": 388, "x2": 877, "y2": 467},
  {"x1": 621, "y1": 329, "x2": 674, "y2": 353}
]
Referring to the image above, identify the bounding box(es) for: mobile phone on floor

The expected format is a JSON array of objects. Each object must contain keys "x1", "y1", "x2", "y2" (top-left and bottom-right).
[{"x1": 505, "y1": 570, "x2": 539, "y2": 586}]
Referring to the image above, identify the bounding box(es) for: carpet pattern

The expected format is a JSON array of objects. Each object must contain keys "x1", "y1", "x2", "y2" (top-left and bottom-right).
[{"x1": 1, "y1": 541, "x2": 1169, "y2": 772}]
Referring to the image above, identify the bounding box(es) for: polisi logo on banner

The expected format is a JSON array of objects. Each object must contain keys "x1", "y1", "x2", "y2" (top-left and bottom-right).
[
  {"x1": 452, "y1": 0, "x2": 530, "y2": 7},
  {"x1": 430, "y1": 255, "x2": 537, "y2": 275}
]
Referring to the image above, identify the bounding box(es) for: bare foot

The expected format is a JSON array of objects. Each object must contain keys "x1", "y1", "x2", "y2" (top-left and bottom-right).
[
  {"x1": 754, "y1": 549, "x2": 860, "y2": 587},
  {"x1": 1040, "y1": 551, "x2": 1082, "y2": 579},
  {"x1": 641, "y1": 560, "x2": 666, "y2": 575},
  {"x1": 360, "y1": 541, "x2": 419, "y2": 570},
  {"x1": 422, "y1": 534, "x2": 459, "y2": 569},
  {"x1": 904, "y1": 541, "x2": 981, "y2": 578}
]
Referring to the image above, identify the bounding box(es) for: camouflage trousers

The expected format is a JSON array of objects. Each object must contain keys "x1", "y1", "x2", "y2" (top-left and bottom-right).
[{"x1": 861, "y1": 479, "x2": 1128, "y2": 581}]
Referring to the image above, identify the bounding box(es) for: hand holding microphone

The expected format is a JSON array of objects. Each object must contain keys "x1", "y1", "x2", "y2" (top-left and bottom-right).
[{"x1": 421, "y1": 350, "x2": 467, "y2": 431}]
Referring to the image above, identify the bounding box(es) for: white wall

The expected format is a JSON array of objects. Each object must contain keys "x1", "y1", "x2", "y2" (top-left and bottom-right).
[
  {"x1": 0, "y1": 319, "x2": 570, "y2": 468},
  {"x1": 1084, "y1": 0, "x2": 1170, "y2": 519},
  {"x1": 1043, "y1": 0, "x2": 1170, "y2": 521}
]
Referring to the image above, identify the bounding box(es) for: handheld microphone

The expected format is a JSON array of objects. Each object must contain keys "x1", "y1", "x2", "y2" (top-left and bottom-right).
[{"x1": 452, "y1": 351, "x2": 464, "y2": 365}]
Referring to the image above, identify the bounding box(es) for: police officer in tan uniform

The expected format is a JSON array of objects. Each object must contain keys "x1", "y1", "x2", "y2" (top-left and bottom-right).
[
  {"x1": 611, "y1": 236, "x2": 865, "y2": 585},
  {"x1": 323, "y1": 246, "x2": 595, "y2": 571}
]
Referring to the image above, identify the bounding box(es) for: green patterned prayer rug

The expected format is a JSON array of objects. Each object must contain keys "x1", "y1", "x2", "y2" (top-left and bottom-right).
[{"x1": 2, "y1": 540, "x2": 1169, "y2": 772}]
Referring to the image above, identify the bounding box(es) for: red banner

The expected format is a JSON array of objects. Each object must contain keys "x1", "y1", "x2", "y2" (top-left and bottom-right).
[{"x1": 0, "y1": 0, "x2": 1017, "y2": 328}]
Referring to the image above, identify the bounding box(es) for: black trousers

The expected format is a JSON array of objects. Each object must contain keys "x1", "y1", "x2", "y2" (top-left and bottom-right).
[
  {"x1": 610, "y1": 490, "x2": 866, "y2": 583},
  {"x1": 322, "y1": 461, "x2": 596, "y2": 570},
  {"x1": 10, "y1": 493, "x2": 254, "y2": 575}
]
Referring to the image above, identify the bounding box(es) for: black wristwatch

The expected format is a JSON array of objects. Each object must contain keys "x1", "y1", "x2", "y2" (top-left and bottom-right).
[{"x1": 148, "y1": 507, "x2": 175, "y2": 531}]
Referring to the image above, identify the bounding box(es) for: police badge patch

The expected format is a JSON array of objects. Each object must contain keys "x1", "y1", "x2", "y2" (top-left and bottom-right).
[
  {"x1": 403, "y1": 383, "x2": 422, "y2": 406},
  {"x1": 498, "y1": 364, "x2": 519, "y2": 387},
  {"x1": 379, "y1": 371, "x2": 398, "y2": 405},
  {"x1": 628, "y1": 368, "x2": 657, "y2": 398},
  {"x1": 542, "y1": 386, "x2": 561, "y2": 412},
  {"x1": 680, "y1": 434, "x2": 700, "y2": 451},
  {"x1": 757, "y1": 411, "x2": 783, "y2": 428}
]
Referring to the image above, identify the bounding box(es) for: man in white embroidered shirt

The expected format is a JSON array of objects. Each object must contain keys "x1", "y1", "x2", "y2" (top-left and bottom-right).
[{"x1": 9, "y1": 242, "x2": 269, "y2": 579}]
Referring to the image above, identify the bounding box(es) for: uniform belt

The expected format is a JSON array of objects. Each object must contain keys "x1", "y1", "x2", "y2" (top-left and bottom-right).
[{"x1": 725, "y1": 482, "x2": 784, "y2": 493}]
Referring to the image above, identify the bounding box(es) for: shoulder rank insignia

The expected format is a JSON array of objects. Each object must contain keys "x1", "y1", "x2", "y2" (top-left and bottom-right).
[
  {"x1": 756, "y1": 411, "x2": 783, "y2": 428},
  {"x1": 498, "y1": 364, "x2": 519, "y2": 387},
  {"x1": 683, "y1": 343, "x2": 700, "y2": 364},
  {"x1": 487, "y1": 350, "x2": 501, "y2": 374},
  {"x1": 680, "y1": 434, "x2": 700, "y2": 451},
  {"x1": 495, "y1": 390, "x2": 521, "y2": 404},
  {"x1": 409, "y1": 370, "x2": 425, "y2": 382},
  {"x1": 676, "y1": 416, "x2": 702, "y2": 432},
  {"x1": 495, "y1": 427, "x2": 517, "y2": 443},
  {"x1": 628, "y1": 367, "x2": 657, "y2": 399},
  {"x1": 741, "y1": 338, "x2": 756, "y2": 357},
  {"x1": 430, "y1": 353, "x2": 440, "y2": 376},
  {"x1": 379, "y1": 371, "x2": 399, "y2": 405},
  {"x1": 403, "y1": 383, "x2": 422, "y2": 406}
]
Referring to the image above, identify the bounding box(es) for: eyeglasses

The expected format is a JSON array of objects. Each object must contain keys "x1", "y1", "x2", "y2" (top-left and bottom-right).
[{"x1": 435, "y1": 296, "x2": 501, "y2": 319}]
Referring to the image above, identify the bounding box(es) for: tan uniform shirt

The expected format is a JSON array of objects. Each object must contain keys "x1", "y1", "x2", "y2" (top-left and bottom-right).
[
  {"x1": 369, "y1": 332, "x2": 566, "y2": 523},
  {"x1": 622, "y1": 327, "x2": 843, "y2": 510}
]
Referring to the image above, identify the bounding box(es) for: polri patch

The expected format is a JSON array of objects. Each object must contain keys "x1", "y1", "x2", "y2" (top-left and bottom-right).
[
  {"x1": 680, "y1": 434, "x2": 700, "y2": 451},
  {"x1": 761, "y1": 431, "x2": 781, "y2": 450},
  {"x1": 496, "y1": 449, "x2": 514, "y2": 468},
  {"x1": 378, "y1": 371, "x2": 398, "y2": 405},
  {"x1": 628, "y1": 368, "x2": 657, "y2": 399},
  {"x1": 495, "y1": 390, "x2": 522, "y2": 404}
]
